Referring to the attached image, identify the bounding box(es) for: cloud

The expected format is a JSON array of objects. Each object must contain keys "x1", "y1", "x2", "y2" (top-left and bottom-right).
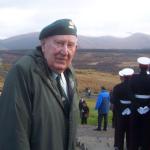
[{"x1": 0, "y1": 0, "x2": 150, "y2": 38}]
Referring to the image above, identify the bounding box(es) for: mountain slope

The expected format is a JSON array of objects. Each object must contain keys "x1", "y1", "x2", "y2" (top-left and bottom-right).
[
  {"x1": 0, "y1": 32, "x2": 150, "y2": 50},
  {"x1": 0, "y1": 32, "x2": 40, "y2": 50},
  {"x1": 78, "y1": 33, "x2": 150, "y2": 49}
]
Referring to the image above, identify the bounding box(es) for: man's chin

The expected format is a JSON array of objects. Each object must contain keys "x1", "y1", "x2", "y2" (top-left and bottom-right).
[{"x1": 55, "y1": 65, "x2": 67, "y2": 73}]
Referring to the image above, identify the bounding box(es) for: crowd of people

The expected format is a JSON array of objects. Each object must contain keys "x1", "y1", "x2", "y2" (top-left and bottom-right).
[
  {"x1": 111, "y1": 57, "x2": 150, "y2": 150},
  {"x1": 79, "y1": 56, "x2": 150, "y2": 150}
]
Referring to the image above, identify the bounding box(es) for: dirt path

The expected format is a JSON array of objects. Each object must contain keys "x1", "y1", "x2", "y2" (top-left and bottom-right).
[{"x1": 76, "y1": 125, "x2": 115, "y2": 150}]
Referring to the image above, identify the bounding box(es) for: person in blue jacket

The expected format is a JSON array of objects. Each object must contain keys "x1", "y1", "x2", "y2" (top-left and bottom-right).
[{"x1": 94, "y1": 86, "x2": 110, "y2": 131}]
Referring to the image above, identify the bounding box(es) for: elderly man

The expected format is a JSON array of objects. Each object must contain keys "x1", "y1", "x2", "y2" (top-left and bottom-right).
[{"x1": 0, "y1": 19, "x2": 79, "y2": 150}]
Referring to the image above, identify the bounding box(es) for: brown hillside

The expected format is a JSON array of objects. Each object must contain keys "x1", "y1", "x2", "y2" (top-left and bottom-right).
[
  {"x1": 76, "y1": 69, "x2": 119, "y2": 93},
  {"x1": 0, "y1": 49, "x2": 150, "y2": 92}
]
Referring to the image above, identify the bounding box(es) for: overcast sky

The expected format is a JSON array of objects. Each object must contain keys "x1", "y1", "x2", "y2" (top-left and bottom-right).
[{"x1": 0, "y1": 0, "x2": 150, "y2": 39}]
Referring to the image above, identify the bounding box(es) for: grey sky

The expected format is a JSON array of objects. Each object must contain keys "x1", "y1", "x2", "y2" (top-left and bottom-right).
[{"x1": 0, "y1": 0, "x2": 150, "y2": 39}]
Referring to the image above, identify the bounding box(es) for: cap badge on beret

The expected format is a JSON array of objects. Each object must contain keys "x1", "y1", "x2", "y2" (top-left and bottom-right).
[{"x1": 68, "y1": 20, "x2": 75, "y2": 29}]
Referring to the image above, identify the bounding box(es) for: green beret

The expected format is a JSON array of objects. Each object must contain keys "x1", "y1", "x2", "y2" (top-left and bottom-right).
[{"x1": 39, "y1": 19, "x2": 77, "y2": 40}]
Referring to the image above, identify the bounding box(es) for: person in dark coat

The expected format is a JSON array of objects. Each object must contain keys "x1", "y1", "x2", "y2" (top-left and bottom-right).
[
  {"x1": 94, "y1": 86, "x2": 110, "y2": 131},
  {"x1": 81, "y1": 101, "x2": 89, "y2": 124},
  {"x1": 129, "y1": 57, "x2": 150, "y2": 150},
  {"x1": 79, "y1": 97, "x2": 84, "y2": 115},
  {"x1": 110, "y1": 71, "x2": 125, "y2": 130},
  {"x1": 112, "y1": 68, "x2": 134, "y2": 150},
  {"x1": 0, "y1": 19, "x2": 79, "y2": 150}
]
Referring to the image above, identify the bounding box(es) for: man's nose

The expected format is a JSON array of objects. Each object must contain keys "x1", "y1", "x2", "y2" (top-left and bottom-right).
[{"x1": 61, "y1": 44, "x2": 69, "y2": 55}]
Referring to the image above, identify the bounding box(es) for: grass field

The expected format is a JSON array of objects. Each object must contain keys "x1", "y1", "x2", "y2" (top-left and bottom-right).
[{"x1": 76, "y1": 69, "x2": 116, "y2": 126}]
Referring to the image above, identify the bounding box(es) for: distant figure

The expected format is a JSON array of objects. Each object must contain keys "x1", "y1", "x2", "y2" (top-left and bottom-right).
[
  {"x1": 94, "y1": 86, "x2": 110, "y2": 131},
  {"x1": 87, "y1": 88, "x2": 91, "y2": 97},
  {"x1": 85, "y1": 87, "x2": 91, "y2": 98},
  {"x1": 79, "y1": 98, "x2": 85, "y2": 118},
  {"x1": 80, "y1": 101, "x2": 89, "y2": 124}
]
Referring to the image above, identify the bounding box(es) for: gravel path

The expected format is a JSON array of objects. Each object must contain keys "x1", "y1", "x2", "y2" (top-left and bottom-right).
[{"x1": 76, "y1": 125, "x2": 115, "y2": 150}]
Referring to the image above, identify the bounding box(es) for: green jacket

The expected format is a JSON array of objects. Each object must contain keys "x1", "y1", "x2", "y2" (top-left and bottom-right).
[{"x1": 0, "y1": 48, "x2": 79, "y2": 150}]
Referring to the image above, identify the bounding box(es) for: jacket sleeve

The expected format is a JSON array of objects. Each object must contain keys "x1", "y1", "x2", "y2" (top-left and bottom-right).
[
  {"x1": 95, "y1": 93, "x2": 102, "y2": 110},
  {"x1": 0, "y1": 65, "x2": 32, "y2": 150}
]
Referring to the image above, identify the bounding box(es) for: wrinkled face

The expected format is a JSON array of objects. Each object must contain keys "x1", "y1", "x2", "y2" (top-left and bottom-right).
[{"x1": 41, "y1": 35, "x2": 77, "y2": 73}]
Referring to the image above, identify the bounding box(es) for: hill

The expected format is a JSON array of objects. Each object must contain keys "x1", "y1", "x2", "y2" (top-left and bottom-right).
[
  {"x1": 0, "y1": 33, "x2": 40, "y2": 50},
  {"x1": 0, "y1": 33, "x2": 150, "y2": 50},
  {"x1": 0, "y1": 49, "x2": 150, "y2": 92},
  {"x1": 76, "y1": 69, "x2": 119, "y2": 92},
  {"x1": 1, "y1": 49, "x2": 150, "y2": 73},
  {"x1": 78, "y1": 33, "x2": 150, "y2": 49}
]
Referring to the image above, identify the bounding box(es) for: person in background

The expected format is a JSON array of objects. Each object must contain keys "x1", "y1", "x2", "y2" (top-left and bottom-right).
[
  {"x1": 87, "y1": 88, "x2": 91, "y2": 97},
  {"x1": 94, "y1": 86, "x2": 110, "y2": 131},
  {"x1": 130, "y1": 57, "x2": 150, "y2": 150},
  {"x1": 110, "y1": 71, "x2": 125, "y2": 130},
  {"x1": 112, "y1": 68, "x2": 134, "y2": 150},
  {"x1": 81, "y1": 101, "x2": 89, "y2": 124},
  {"x1": 85, "y1": 87, "x2": 91, "y2": 98},
  {"x1": 79, "y1": 97, "x2": 85, "y2": 118},
  {"x1": 0, "y1": 19, "x2": 79, "y2": 150},
  {"x1": 79, "y1": 97, "x2": 84, "y2": 113}
]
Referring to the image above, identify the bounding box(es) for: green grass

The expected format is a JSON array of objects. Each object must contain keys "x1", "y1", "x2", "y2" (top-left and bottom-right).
[{"x1": 82, "y1": 97, "x2": 113, "y2": 126}]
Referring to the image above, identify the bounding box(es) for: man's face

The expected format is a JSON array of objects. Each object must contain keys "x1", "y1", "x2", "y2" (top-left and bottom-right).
[{"x1": 41, "y1": 35, "x2": 77, "y2": 73}]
